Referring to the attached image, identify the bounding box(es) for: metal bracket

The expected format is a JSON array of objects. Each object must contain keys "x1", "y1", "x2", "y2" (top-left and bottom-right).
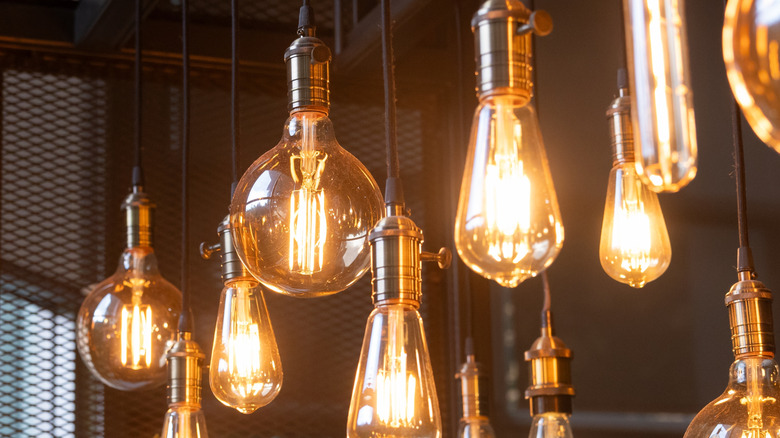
[
  {"x1": 421, "y1": 247, "x2": 452, "y2": 270},
  {"x1": 516, "y1": 10, "x2": 553, "y2": 37}
]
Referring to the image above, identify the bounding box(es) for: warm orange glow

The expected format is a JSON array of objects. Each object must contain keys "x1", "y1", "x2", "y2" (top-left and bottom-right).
[{"x1": 120, "y1": 278, "x2": 153, "y2": 369}]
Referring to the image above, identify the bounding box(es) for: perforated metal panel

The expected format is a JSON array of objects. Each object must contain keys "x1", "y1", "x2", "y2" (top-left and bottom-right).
[{"x1": 0, "y1": 43, "x2": 453, "y2": 437}]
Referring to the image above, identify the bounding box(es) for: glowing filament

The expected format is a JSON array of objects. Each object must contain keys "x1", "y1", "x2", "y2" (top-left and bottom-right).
[
  {"x1": 120, "y1": 278, "x2": 152, "y2": 369},
  {"x1": 377, "y1": 307, "x2": 417, "y2": 428},
  {"x1": 226, "y1": 299, "x2": 263, "y2": 398},
  {"x1": 611, "y1": 196, "x2": 652, "y2": 274},
  {"x1": 485, "y1": 103, "x2": 532, "y2": 263}
]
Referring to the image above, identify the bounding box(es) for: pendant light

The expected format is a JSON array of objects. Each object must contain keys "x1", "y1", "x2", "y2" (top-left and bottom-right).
[
  {"x1": 525, "y1": 272, "x2": 575, "y2": 438},
  {"x1": 723, "y1": 0, "x2": 780, "y2": 154},
  {"x1": 454, "y1": 0, "x2": 563, "y2": 289},
  {"x1": 683, "y1": 98, "x2": 780, "y2": 437},
  {"x1": 200, "y1": 0, "x2": 282, "y2": 414},
  {"x1": 160, "y1": 1, "x2": 208, "y2": 435},
  {"x1": 76, "y1": 0, "x2": 181, "y2": 392},
  {"x1": 622, "y1": 0, "x2": 698, "y2": 192},
  {"x1": 599, "y1": 69, "x2": 671, "y2": 288},
  {"x1": 346, "y1": 0, "x2": 450, "y2": 435},
  {"x1": 456, "y1": 338, "x2": 496, "y2": 438},
  {"x1": 229, "y1": 0, "x2": 384, "y2": 298}
]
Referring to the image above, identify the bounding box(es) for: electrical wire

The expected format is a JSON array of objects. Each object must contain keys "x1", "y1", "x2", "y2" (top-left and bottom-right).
[
  {"x1": 132, "y1": 0, "x2": 144, "y2": 190},
  {"x1": 230, "y1": 0, "x2": 240, "y2": 198},
  {"x1": 732, "y1": 99, "x2": 755, "y2": 275},
  {"x1": 541, "y1": 270, "x2": 553, "y2": 331},
  {"x1": 380, "y1": 0, "x2": 402, "y2": 205},
  {"x1": 179, "y1": 0, "x2": 192, "y2": 333}
]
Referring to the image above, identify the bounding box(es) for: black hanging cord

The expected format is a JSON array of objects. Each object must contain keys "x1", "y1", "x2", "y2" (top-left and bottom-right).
[
  {"x1": 230, "y1": 0, "x2": 240, "y2": 197},
  {"x1": 132, "y1": 0, "x2": 145, "y2": 190},
  {"x1": 732, "y1": 100, "x2": 755, "y2": 276},
  {"x1": 179, "y1": 0, "x2": 193, "y2": 333},
  {"x1": 381, "y1": 0, "x2": 404, "y2": 206},
  {"x1": 541, "y1": 270, "x2": 552, "y2": 330}
]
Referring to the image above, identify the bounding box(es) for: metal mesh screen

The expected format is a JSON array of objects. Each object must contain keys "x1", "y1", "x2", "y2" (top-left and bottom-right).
[{"x1": 0, "y1": 45, "x2": 453, "y2": 437}]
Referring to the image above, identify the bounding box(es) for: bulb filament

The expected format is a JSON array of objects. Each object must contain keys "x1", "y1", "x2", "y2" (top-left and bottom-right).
[
  {"x1": 611, "y1": 190, "x2": 653, "y2": 276},
  {"x1": 289, "y1": 113, "x2": 328, "y2": 275},
  {"x1": 120, "y1": 278, "x2": 153, "y2": 369},
  {"x1": 377, "y1": 307, "x2": 418, "y2": 428},
  {"x1": 227, "y1": 290, "x2": 264, "y2": 399}
]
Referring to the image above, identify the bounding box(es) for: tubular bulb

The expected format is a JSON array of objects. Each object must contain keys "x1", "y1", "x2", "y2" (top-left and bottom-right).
[
  {"x1": 455, "y1": 96, "x2": 564, "y2": 288},
  {"x1": 347, "y1": 304, "x2": 442, "y2": 437},
  {"x1": 723, "y1": 0, "x2": 780, "y2": 154},
  {"x1": 209, "y1": 279, "x2": 282, "y2": 414},
  {"x1": 528, "y1": 412, "x2": 574, "y2": 438},
  {"x1": 623, "y1": 0, "x2": 698, "y2": 192}
]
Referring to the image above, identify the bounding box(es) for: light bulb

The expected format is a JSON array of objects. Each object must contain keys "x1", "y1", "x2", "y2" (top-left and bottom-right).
[
  {"x1": 161, "y1": 405, "x2": 209, "y2": 438},
  {"x1": 457, "y1": 1, "x2": 563, "y2": 288},
  {"x1": 685, "y1": 357, "x2": 780, "y2": 437},
  {"x1": 599, "y1": 74, "x2": 671, "y2": 288},
  {"x1": 528, "y1": 412, "x2": 574, "y2": 438},
  {"x1": 623, "y1": 0, "x2": 698, "y2": 192},
  {"x1": 458, "y1": 419, "x2": 497, "y2": 438},
  {"x1": 209, "y1": 279, "x2": 282, "y2": 413},
  {"x1": 347, "y1": 304, "x2": 442, "y2": 437},
  {"x1": 76, "y1": 191, "x2": 181, "y2": 391},
  {"x1": 723, "y1": 0, "x2": 780, "y2": 154},
  {"x1": 455, "y1": 96, "x2": 564, "y2": 288},
  {"x1": 230, "y1": 17, "x2": 383, "y2": 298}
]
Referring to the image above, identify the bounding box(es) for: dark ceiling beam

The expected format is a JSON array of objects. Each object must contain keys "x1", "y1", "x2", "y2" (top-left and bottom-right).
[
  {"x1": 332, "y1": 0, "x2": 450, "y2": 78},
  {"x1": 74, "y1": 0, "x2": 160, "y2": 50},
  {"x1": 0, "y1": 1, "x2": 74, "y2": 45}
]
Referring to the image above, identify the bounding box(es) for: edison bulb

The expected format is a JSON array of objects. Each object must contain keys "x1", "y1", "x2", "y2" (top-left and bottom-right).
[
  {"x1": 231, "y1": 111, "x2": 384, "y2": 297},
  {"x1": 347, "y1": 304, "x2": 442, "y2": 437},
  {"x1": 161, "y1": 405, "x2": 209, "y2": 438},
  {"x1": 210, "y1": 279, "x2": 282, "y2": 414},
  {"x1": 623, "y1": 0, "x2": 698, "y2": 192},
  {"x1": 77, "y1": 246, "x2": 181, "y2": 391},
  {"x1": 455, "y1": 95, "x2": 564, "y2": 288},
  {"x1": 529, "y1": 412, "x2": 574, "y2": 438},
  {"x1": 599, "y1": 162, "x2": 671, "y2": 288},
  {"x1": 723, "y1": 0, "x2": 780, "y2": 154},
  {"x1": 684, "y1": 356, "x2": 780, "y2": 437}
]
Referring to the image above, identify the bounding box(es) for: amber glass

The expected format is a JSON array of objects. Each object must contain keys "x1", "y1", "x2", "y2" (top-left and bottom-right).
[
  {"x1": 528, "y1": 413, "x2": 574, "y2": 438},
  {"x1": 230, "y1": 111, "x2": 384, "y2": 297},
  {"x1": 724, "y1": 0, "x2": 780, "y2": 153},
  {"x1": 209, "y1": 279, "x2": 282, "y2": 414},
  {"x1": 161, "y1": 404, "x2": 209, "y2": 438},
  {"x1": 624, "y1": 0, "x2": 698, "y2": 192},
  {"x1": 454, "y1": 95, "x2": 564, "y2": 288},
  {"x1": 76, "y1": 246, "x2": 181, "y2": 391}
]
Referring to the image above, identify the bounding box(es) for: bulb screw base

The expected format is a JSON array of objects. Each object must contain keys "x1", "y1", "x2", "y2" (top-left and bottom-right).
[
  {"x1": 606, "y1": 69, "x2": 635, "y2": 166},
  {"x1": 166, "y1": 331, "x2": 205, "y2": 406},
  {"x1": 285, "y1": 34, "x2": 331, "y2": 113},
  {"x1": 524, "y1": 315, "x2": 575, "y2": 415},
  {"x1": 472, "y1": 0, "x2": 551, "y2": 101},
  {"x1": 456, "y1": 354, "x2": 490, "y2": 419},
  {"x1": 122, "y1": 188, "x2": 154, "y2": 248},
  {"x1": 725, "y1": 278, "x2": 775, "y2": 358},
  {"x1": 200, "y1": 216, "x2": 255, "y2": 284}
]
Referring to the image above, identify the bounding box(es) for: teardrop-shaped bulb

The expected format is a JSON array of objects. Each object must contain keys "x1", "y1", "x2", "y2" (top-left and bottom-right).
[
  {"x1": 230, "y1": 111, "x2": 384, "y2": 297},
  {"x1": 347, "y1": 304, "x2": 442, "y2": 437},
  {"x1": 161, "y1": 405, "x2": 209, "y2": 438},
  {"x1": 599, "y1": 163, "x2": 671, "y2": 288},
  {"x1": 455, "y1": 96, "x2": 564, "y2": 288},
  {"x1": 723, "y1": 0, "x2": 780, "y2": 154},
  {"x1": 209, "y1": 279, "x2": 282, "y2": 414}
]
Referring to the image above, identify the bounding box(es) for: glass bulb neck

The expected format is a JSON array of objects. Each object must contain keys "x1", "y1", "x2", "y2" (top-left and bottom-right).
[
  {"x1": 166, "y1": 332, "x2": 205, "y2": 407},
  {"x1": 284, "y1": 27, "x2": 331, "y2": 112},
  {"x1": 726, "y1": 278, "x2": 776, "y2": 359},
  {"x1": 524, "y1": 326, "x2": 574, "y2": 415},
  {"x1": 122, "y1": 189, "x2": 155, "y2": 248},
  {"x1": 472, "y1": 0, "x2": 534, "y2": 100}
]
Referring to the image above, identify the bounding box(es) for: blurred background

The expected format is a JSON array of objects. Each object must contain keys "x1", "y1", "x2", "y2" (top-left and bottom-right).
[{"x1": 0, "y1": 0, "x2": 778, "y2": 437}]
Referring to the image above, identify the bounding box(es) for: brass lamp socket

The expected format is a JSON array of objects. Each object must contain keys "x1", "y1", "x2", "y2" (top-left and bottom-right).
[
  {"x1": 166, "y1": 331, "x2": 205, "y2": 407},
  {"x1": 456, "y1": 354, "x2": 490, "y2": 419},
  {"x1": 606, "y1": 72, "x2": 634, "y2": 166},
  {"x1": 200, "y1": 216, "x2": 256, "y2": 284},
  {"x1": 524, "y1": 318, "x2": 575, "y2": 415},
  {"x1": 122, "y1": 189, "x2": 154, "y2": 248},
  {"x1": 725, "y1": 278, "x2": 776, "y2": 358},
  {"x1": 368, "y1": 211, "x2": 425, "y2": 308},
  {"x1": 285, "y1": 32, "x2": 331, "y2": 113},
  {"x1": 472, "y1": 0, "x2": 547, "y2": 101}
]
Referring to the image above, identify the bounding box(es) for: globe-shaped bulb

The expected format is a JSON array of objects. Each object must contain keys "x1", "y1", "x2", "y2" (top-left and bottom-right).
[{"x1": 230, "y1": 111, "x2": 384, "y2": 297}]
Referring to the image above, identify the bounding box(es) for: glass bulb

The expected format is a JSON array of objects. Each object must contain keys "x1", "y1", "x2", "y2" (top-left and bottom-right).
[
  {"x1": 684, "y1": 356, "x2": 780, "y2": 437},
  {"x1": 231, "y1": 111, "x2": 384, "y2": 297},
  {"x1": 528, "y1": 412, "x2": 574, "y2": 438},
  {"x1": 723, "y1": 0, "x2": 780, "y2": 154},
  {"x1": 458, "y1": 418, "x2": 496, "y2": 438},
  {"x1": 209, "y1": 279, "x2": 282, "y2": 414},
  {"x1": 623, "y1": 0, "x2": 698, "y2": 192},
  {"x1": 599, "y1": 162, "x2": 671, "y2": 288},
  {"x1": 76, "y1": 246, "x2": 181, "y2": 390},
  {"x1": 347, "y1": 304, "x2": 442, "y2": 437},
  {"x1": 454, "y1": 95, "x2": 564, "y2": 288},
  {"x1": 161, "y1": 405, "x2": 209, "y2": 438}
]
